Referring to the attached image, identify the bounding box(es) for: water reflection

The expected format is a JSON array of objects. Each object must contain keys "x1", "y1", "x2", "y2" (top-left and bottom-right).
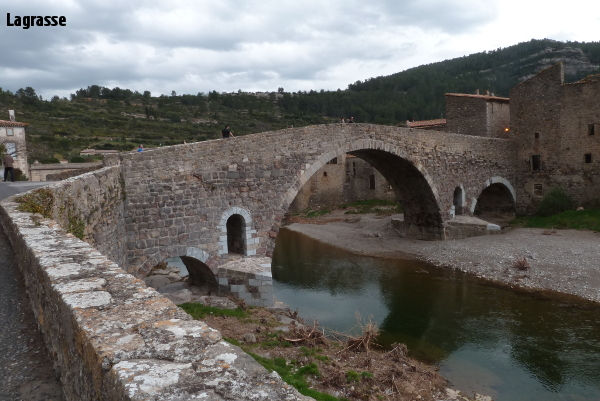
[{"x1": 272, "y1": 228, "x2": 600, "y2": 401}]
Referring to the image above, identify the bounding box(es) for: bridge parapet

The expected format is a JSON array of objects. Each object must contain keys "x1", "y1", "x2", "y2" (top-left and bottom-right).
[{"x1": 0, "y1": 174, "x2": 310, "y2": 400}]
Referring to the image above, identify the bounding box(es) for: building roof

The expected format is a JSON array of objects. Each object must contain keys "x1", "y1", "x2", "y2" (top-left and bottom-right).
[
  {"x1": 0, "y1": 119, "x2": 28, "y2": 127},
  {"x1": 406, "y1": 118, "x2": 447, "y2": 128},
  {"x1": 445, "y1": 93, "x2": 509, "y2": 103}
]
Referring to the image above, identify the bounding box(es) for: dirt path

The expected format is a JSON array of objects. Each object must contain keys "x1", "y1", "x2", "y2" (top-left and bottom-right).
[{"x1": 285, "y1": 211, "x2": 600, "y2": 303}]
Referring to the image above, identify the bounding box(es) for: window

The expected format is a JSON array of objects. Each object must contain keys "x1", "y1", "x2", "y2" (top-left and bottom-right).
[
  {"x1": 6, "y1": 128, "x2": 14, "y2": 136},
  {"x1": 534, "y1": 184, "x2": 543, "y2": 196},
  {"x1": 531, "y1": 155, "x2": 541, "y2": 171},
  {"x1": 588, "y1": 124, "x2": 595, "y2": 136},
  {"x1": 323, "y1": 171, "x2": 328, "y2": 177},
  {"x1": 585, "y1": 153, "x2": 592, "y2": 163},
  {"x1": 5, "y1": 142, "x2": 16, "y2": 157},
  {"x1": 369, "y1": 174, "x2": 375, "y2": 190},
  {"x1": 534, "y1": 132, "x2": 539, "y2": 139},
  {"x1": 326, "y1": 157, "x2": 338, "y2": 165},
  {"x1": 352, "y1": 162, "x2": 356, "y2": 177}
]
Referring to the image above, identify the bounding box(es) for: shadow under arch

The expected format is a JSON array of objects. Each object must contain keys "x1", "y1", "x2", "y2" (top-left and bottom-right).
[
  {"x1": 473, "y1": 177, "x2": 516, "y2": 222},
  {"x1": 180, "y1": 256, "x2": 218, "y2": 290},
  {"x1": 283, "y1": 146, "x2": 444, "y2": 240}
]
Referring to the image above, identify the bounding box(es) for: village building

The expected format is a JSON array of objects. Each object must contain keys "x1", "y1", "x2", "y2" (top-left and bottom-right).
[
  {"x1": 0, "y1": 110, "x2": 30, "y2": 179},
  {"x1": 511, "y1": 63, "x2": 600, "y2": 211}
]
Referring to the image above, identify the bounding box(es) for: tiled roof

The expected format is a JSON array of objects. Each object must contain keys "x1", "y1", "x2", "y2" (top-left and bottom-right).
[
  {"x1": 407, "y1": 118, "x2": 447, "y2": 128},
  {"x1": 0, "y1": 119, "x2": 28, "y2": 127},
  {"x1": 445, "y1": 93, "x2": 509, "y2": 103}
]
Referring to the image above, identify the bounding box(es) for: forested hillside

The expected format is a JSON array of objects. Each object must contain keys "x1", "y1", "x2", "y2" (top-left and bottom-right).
[{"x1": 1, "y1": 39, "x2": 598, "y2": 163}]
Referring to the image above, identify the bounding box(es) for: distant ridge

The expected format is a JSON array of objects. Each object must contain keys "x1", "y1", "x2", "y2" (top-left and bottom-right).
[{"x1": 1, "y1": 39, "x2": 599, "y2": 162}]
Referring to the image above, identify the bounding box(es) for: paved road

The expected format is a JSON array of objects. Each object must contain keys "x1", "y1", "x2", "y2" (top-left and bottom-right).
[{"x1": 0, "y1": 181, "x2": 65, "y2": 400}]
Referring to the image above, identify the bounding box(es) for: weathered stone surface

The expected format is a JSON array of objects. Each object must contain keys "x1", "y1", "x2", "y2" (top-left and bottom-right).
[{"x1": 0, "y1": 198, "x2": 311, "y2": 401}]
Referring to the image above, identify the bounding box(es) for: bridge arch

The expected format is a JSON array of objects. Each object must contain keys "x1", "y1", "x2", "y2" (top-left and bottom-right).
[
  {"x1": 472, "y1": 176, "x2": 516, "y2": 218},
  {"x1": 282, "y1": 138, "x2": 444, "y2": 239}
]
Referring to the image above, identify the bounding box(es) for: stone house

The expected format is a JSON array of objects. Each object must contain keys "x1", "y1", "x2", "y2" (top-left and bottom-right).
[
  {"x1": 511, "y1": 63, "x2": 600, "y2": 210},
  {"x1": 445, "y1": 92, "x2": 510, "y2": 138},
  {"x1": 0, "y1": 110, "x2": 30, "y2": 179}
]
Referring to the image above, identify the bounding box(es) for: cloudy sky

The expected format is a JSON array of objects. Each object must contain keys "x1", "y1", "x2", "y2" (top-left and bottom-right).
[{"x1": 1, "y1": 0, "x2": 598, "y2": 99}]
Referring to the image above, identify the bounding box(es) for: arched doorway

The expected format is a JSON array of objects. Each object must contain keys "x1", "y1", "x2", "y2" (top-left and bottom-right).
[{"x1": 226, "y1": 214, "x2": 246, "y2": 255}]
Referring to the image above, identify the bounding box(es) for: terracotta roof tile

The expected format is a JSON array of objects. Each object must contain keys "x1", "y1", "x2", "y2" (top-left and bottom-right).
[
  {"x1": 407, "y1": 119, "x2": 447, "y2": 128},
  {"x1": 0, "y1": 119, "x2": 28, "y2": 127},
  {"x1": 445, "y1": 93, "x2": 509, "y2": 102}
]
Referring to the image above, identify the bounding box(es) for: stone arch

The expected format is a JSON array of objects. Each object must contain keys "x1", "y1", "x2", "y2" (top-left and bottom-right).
[
  {"x1": 283, "y1": 139, "x2": 444, "y2": 240},
  {"x1": 472, "y1": 176, "x2": 516, "y2": 218},
  {"x1": 180, "y1": 247, "x2": 217, "y2": 289},
  {"x1": 452, "y1": 185, "x2": 466, "y2": 217},
  {"x1": 218, "y1": 207, "x2": 258, "y2": 256}
]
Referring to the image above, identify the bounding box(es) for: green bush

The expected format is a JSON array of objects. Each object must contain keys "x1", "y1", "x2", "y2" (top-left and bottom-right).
[{"x1": 536, "y1": 188, "x2": 574, "y2": 217}]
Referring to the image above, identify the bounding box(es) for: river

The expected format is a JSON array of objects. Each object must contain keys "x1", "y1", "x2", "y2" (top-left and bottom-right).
[{"x1": 272, "y1": 228, "x2": 600, "y2": 401}]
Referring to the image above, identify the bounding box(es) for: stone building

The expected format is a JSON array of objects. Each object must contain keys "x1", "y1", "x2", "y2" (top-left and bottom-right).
[
  {"x1": 0, "y1": 110, "x2": 30, "y2": 179},
  {"x1": 289, "y1": 153, "x2": 395, "y2": 212},
  {"x1": 511, "y1": 63, "x2": 600, "y2": 210},
  {"x1": 445, "y1": 92, "x2": 510, "y2": 138}
]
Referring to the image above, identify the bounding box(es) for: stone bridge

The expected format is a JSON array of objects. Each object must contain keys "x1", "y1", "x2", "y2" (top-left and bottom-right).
[
  {"x1": 111, "y1": 123, "x2": 517, "y2": 276},
  {"x1": 0, "y1": 123, "x2": 518, "y2": 400}
]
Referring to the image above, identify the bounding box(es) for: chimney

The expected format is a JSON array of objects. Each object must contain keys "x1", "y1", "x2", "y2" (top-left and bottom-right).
[{"x1": 8, "y1": 110, "x2": 15, "y2": 121}]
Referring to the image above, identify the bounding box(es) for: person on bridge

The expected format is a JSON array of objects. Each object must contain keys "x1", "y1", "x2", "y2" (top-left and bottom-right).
[
  {"x1": 3, "y1": 154, "x2": 14, "y2": 182},
  {"x1": 221, "y1": 125, "x2": 235, "y2": 138}
]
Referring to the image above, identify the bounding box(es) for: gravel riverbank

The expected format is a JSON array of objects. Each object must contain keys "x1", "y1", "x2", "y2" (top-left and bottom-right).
[{"x1": 285, "y1": 212, "x2": 600, "y2": 303}]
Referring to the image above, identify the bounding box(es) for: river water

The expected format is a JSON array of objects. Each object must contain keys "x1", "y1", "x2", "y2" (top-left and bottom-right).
[{"x1": 272, "y1": 228, "x2": 600, "y2": 401}]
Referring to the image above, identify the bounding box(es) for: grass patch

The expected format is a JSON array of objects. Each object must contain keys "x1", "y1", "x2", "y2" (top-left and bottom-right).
[
  {"x1": 511, "y1": 209, "x2": 600, "y2": 231},
  {"x1": 341, "y1": 199, "x2": 402, "y2": 215},
  {"x1": 304, "y1": 209, "x2": 331, "y2": 218},
  {"x1": 179, "y1": 303, "x2": 247, "y2": 319},
  {"x1": 15, "y1": 188, "x2": 54, "y2": 218},
  {"x1": 247, "y1": 352, "x2": 345, "y2": 401},
  {"x1": 300, "y1": 346, "x2": 329, "y2": 362}
]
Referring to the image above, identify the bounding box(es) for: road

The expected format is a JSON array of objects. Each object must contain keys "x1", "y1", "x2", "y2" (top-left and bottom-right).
[{"x1": 0, "y1": 181, "x2": 65, "y2": 400}]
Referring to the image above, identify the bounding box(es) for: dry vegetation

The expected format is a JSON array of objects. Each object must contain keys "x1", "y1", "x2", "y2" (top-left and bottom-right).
[{"x1": 181, "y1": 303, "x2": 449, "y2": 401}]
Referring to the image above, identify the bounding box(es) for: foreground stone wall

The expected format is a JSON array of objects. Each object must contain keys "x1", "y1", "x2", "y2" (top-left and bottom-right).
[
  {"x1": 0, "y1": 197, "x2": 310, "y2": 401},
  {"x1": 48, "y1": 166, "x2": 127, "y2": 267},
  {"x1": 117, "y1": 124, "x2": 517, "y2": 274}
]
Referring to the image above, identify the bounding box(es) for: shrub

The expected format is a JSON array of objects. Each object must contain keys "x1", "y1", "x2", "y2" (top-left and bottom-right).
[{"x1": 536, "y1": 188, "x2": 574, "y2": 217}]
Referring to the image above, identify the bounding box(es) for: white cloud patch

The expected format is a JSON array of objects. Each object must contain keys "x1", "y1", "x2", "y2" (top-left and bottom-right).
[{"x1": 0, "y1": 0, "x2": 597, "y2": 99}]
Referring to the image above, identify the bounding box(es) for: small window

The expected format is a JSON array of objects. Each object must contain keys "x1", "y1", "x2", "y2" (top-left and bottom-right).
[
  {"x1": 6, "y1": 128, "x2": 14, "y2": 136},
  {"x1": 588, "y1": 124, "x2": 595, "y2": 136},
  {"x1": 352, "y1": 162, "x2": 356, "y2": 177},
  {"x1": 534, "y1": 132, "x2": 539, "y2": 139},
  {"x1": 531, "y1": 155, "x2": 541, "y2": 171},
  {"x1": 323, "y1": 171, "x2": 328, "y2": 177},
  {"x1": 369, "y1": 174, "x2": 375, "y2": 190},
  {"x1": 326, "y1": 157, "x2": 338, "y2": 165},
  {"x1": 585, "y1": 153, "x2": 592, "y2": 163},
  {"x1": 534, "y1": 184, "x2": 543, "y2": 196}
]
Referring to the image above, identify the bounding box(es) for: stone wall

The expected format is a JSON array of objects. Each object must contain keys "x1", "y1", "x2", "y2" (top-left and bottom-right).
[
  {"x1": 0, "y1": 197, "x2": 310, "y2": 401},
  {"x1": 116, "y1": 124, "x2": 517, "y2": 274},
  {"x1": 48, "y1": 166, "x2": 127, "y2": 267},
  {"x1": 511, "y1": 63, "x2": 600, "y2": 211},
  {"x1": 30, "y1": 161, "x2": 103, "y2": 182}
]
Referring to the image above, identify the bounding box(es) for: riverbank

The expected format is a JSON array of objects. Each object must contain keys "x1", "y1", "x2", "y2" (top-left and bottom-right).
[{"x1": 285, "y1": 211, "x2": 600, "y2": 303}]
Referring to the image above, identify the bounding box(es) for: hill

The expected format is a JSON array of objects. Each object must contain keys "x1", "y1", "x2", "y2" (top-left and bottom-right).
[{"x1": 1, "y1": 38, "x2": 599, "y2": 164}]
